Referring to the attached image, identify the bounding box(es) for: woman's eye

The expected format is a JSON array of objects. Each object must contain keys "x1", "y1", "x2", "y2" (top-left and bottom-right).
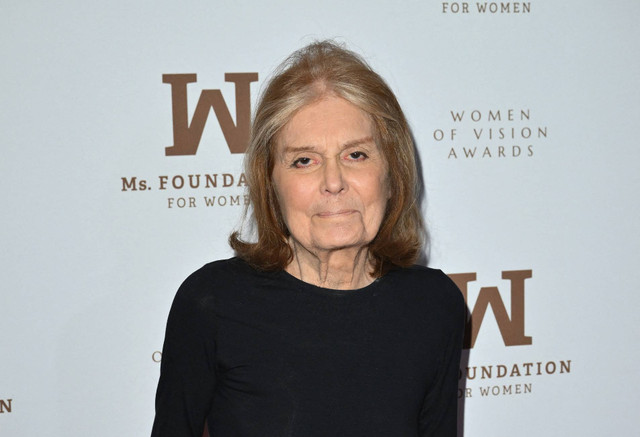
[
  {"x1": 348, "y1": 151, "x2": 368, "y2": 160},
  {"x1": 292, "y1": 157, "x2": 312, "y2": 168}
]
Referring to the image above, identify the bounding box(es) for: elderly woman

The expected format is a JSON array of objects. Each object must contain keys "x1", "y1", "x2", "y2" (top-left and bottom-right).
[{"x1": 152, "y1": 41, "x2": 465, "y2": 437}]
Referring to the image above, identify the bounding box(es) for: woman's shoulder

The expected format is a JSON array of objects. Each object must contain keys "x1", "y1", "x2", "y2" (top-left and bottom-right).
[
  {"x1": 191, "y1": 256, "x2": 254, "y2": 279},
  {"x1": 389, "y1": 264, "x2": 458, "y2": 288},
  {"x1": 386, "y1": 264, "x2": 466, "y2": 316},
  {"x1": 173, "y1": 257, "x2": 256, "y2": 302}
]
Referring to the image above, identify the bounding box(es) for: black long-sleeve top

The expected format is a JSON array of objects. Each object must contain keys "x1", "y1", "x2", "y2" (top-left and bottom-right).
[{"x1": 151, "y1": 257, "x2": 465, "y2": 437}]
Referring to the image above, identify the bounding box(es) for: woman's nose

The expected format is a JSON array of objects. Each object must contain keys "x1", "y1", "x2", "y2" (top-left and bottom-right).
[{"x1": 322, "y1": 159, "x2": 346, "y2": 194}]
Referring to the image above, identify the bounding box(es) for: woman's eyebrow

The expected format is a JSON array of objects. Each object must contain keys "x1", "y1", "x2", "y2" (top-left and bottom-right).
[
  {"x1": 281, "y1": 145, "x2": 317, "y2": 155},
  {"x1": 280, "y1": 136, "x2": 375, "y2": 156},
  {"x1": 342, "y1": 136, "x2": 375, "y2": 149}
]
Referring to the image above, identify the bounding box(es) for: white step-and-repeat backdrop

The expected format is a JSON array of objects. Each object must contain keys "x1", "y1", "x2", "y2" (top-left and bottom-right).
[{"x1": 2, "y1": 1, "x2": 638, "y2": 435}]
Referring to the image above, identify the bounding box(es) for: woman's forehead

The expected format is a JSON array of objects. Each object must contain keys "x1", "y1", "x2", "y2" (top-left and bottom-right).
[{"x1": 278, "y1": 97, "x2": 374, "y2": 146}]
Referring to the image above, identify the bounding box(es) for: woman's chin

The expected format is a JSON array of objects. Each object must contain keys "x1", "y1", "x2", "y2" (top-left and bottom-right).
[{"x1": 308, "y1": 233, "x2": 371, "y2": 253}]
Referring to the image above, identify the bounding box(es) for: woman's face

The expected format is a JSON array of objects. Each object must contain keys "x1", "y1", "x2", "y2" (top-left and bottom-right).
[{"x1": 272, "y1": 95, "x2": 390, "y2": 256}]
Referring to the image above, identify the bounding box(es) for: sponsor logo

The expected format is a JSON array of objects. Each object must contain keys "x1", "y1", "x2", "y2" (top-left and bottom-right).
[
  {"x1": 120, "y1": 173, "x2": 249, "y2": 209},
  {"x1": 163, "y1": 73, "x2": 258, "y2": 155},
  {"x1": 121, "y1": 73, "x2": 259, "y2": 209},
  {"x1": 441, "y1": 2, "x2": 532, "y2": 14},
  {"x1": 431, "y1": 108, "x2": 547, "y2": 159},
  {"x1": 449, "y1": 269, "x2": 532, "y2": 348},
  {"x1": 0, "y1": 399, "x2": 12, "y2": 413},
  {"x1": 458, "y1": 360, "x2": 571, "y2": 398},
  {"x1": 450, "y1": 269, "x2": 573, "y2": 399}
]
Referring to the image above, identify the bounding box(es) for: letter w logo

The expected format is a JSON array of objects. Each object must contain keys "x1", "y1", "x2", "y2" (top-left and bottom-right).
[
  {"x1": 448, "y1": 270, "x2": 533, "y2": 349},
  {"x1": 163, "y1": 73, "x2": 259, "y2": 155}
]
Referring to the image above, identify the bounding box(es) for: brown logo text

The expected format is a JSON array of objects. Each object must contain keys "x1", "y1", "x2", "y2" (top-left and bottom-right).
[
  {"x1": 163, "y1": 73, "x2": 258, "y2": 155},
  {"x1": 0, "y1": 399, "x2": 12, "y2": 413},
  {"x1": 449, "y1": 269, "x2": 532, "y2": 348}
]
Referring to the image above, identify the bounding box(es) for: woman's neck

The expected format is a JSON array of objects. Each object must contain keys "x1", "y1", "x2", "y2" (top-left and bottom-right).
[{"x1": 285, "y1": 240, "x2": 375, "y2": 290}]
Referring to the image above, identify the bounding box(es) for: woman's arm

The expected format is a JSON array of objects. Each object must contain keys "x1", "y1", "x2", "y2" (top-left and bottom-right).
[
  {"x1": 151, "y1": 269, "x2": 218, "y2": 437},
  {"x1": 418, "y1": 277, "x2": 466, "y2": 437}
]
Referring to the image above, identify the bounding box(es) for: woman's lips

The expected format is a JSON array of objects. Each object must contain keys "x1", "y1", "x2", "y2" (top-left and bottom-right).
[{"x1": 316, "y1": 210, "x2": 357, "y2": 217}]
